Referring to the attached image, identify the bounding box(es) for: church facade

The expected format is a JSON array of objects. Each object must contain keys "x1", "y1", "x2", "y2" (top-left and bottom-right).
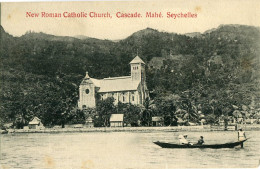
[{"x1": 78, "y1": 56, "x2": 149, "y2": 109}]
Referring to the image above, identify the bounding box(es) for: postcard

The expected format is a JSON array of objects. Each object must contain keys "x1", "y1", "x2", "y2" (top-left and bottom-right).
[{"x1": 1, "y1": 0, "x2": 260, "y2": 168}]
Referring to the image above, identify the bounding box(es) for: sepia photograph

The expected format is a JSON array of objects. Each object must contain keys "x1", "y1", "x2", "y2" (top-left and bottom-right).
[{"x1": 0, "y1": 0, "x2": 260, "y2": 168}]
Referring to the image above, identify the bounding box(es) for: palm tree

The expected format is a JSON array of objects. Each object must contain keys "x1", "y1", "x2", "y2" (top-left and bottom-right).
[
  {"x1": 14, "y1": 113, "x2": 26, "y2": 129},
  {"x1": 140, "y1": 98, "x2": 156, "y2": 126},
  {"x1": 175, "y1": 109, "x2": 187, "y2": 125},
  {"x1": 178, "y1": 98, "x2": 199, "y2": 124}
]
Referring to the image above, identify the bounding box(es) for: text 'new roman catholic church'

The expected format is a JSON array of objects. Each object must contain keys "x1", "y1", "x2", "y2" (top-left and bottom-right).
[{"x1": 78, "y1": 56, "x2": 149, "y2": 109}]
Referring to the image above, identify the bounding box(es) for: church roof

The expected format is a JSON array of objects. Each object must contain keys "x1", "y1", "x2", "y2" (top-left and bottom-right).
[
  {"x1": 98, "y1": 76, "x2": 140, "y2": 93},
  {"x1": 90, "y1": 78, "x2": 101, "y2": 87},
  {"x1": 81, "y1": 75, "x2": 140, "y2": 93},
  {"x1": 130, "y1": 55, "x2": 145, "y2": 64}
]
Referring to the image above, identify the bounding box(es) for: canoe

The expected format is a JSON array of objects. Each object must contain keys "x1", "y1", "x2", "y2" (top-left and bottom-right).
[{"x1": 153, "y1": 139, "x2": 247, "y2": 149}]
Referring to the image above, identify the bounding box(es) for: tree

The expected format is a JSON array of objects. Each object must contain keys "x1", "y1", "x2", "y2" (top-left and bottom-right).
[
  {"x1": 204, "y1": 114, "x2": 217, "y2": 124},
  {"x1": 155, "y1": 95, "x2": 178, "y2": 126},
  {"x1": 122, "y1": 104, "x2": 141, "y2": 126},
  {"x1": 140, "y1": 98, "x2": 156, "y2": 126},
  {"x1": 96, "y1": 97, "x2": 116, "y2": 127},
  {"x1": 177, "y1": 94, "x2": 199, "y2": 123}
]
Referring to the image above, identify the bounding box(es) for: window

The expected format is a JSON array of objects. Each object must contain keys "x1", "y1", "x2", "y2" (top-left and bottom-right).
[
  {"x1": 82, "y1": 105, "x2": 86, "y2": 109},
  {"x1": 133, "y1": 66, "x2": 139, "y2": 70},
  {"x1": 123, "y1": 96, "x2": 125, "y2": 102},
  {"x1": 85, "y1": 89, "x2": 90, "y2": 94},
  {"x1": 132, "y1": 96, "x2": 135, "y2": 101}
]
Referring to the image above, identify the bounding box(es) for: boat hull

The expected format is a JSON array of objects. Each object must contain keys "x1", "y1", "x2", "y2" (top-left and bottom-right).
[{"x1": 153, "y1": 139, "x2": 247, "y2": 149}]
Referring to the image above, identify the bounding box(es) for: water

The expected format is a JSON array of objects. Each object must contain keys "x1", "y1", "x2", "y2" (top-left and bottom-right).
[{"x1": 1, "y1": 131, "x2": 260, "y2": 169}]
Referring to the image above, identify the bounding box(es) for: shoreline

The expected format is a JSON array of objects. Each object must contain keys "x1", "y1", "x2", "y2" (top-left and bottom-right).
[{"x1": 3, "y1": 124, "x2": 260, "y2": 134}]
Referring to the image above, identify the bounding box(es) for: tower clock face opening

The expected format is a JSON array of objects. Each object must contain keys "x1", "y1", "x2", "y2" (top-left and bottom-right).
[{"x1": 85, "y1": 89, "x2": 90, "y2": 94}]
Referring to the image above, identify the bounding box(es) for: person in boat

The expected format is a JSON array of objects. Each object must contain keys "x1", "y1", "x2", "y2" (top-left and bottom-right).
[
  {"x1": 197, "y1": 136, "x2": 204, "y2": 145},
  {"x1": 238, "y1": 128, "x2": 246, "y2": 148},
  {"x1": 178, "y1": 134, "x2": 189, "y2": 145}
]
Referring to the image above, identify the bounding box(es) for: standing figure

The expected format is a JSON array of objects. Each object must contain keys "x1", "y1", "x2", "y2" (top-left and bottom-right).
[{"x1": 238, "y1": 128, "x2": 246, "y2": 148}]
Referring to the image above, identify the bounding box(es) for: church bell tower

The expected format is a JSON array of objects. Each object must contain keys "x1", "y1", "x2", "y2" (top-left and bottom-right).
[
  {"x1": 130, "y1": 55, "x2": 147, "y2": 104},
  {"x1": 130, "y1": 55, "x2": 145, "y2": 84}
]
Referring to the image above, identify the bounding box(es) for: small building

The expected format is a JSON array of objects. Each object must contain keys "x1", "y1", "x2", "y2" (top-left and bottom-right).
[
  {"x1": 3, "y1": 123, "x2": 13, "y2": 129},
  {"x1": 110, "y1": 114, "x2": 124, "y2": 127},
  {"x1": 28, "y1": 117, "x2": 44, "y2": 129},
  {"x1": 200, "y1": 119, "x2": 206, "y2": 125},
  {"x1": 23, "y1": 126, "x2": 29, "y2": 130},
  {"x1": 245, "y1": 119, "x2": 258, "y2": 124},
  {"x1": 177, "y1": 118, "x2": 186, "y2": 126},
  {"x1": 148, "y1": 57, "x2": 165, "y2": 70},
  {"x1": 85, "y1": 117, "x2": 94, "y2": 128},
  {"x1": 152, "y1": 116, "x2": 164, "y2": 126}
]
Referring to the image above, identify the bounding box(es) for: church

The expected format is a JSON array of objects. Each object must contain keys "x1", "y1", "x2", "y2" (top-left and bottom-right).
[{"x1": 78, "y1": 56, "x2": 149, "y2": 109}]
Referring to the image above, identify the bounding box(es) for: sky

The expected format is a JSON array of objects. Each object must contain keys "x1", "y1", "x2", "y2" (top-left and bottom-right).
[{"x1": 1, "y1": 0, "x2": 260, "y2": 40}]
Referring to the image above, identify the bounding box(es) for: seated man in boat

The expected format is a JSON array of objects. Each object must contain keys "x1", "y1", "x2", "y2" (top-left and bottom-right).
[
  {"x1": 178, "y1": 134, "x2": 189, "y2": 145},
  {"x1": 197, "y1": 136, "x2": 204, "y2": 145}
]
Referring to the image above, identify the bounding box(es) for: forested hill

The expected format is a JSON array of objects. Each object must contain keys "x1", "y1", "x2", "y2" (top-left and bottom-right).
[{"x1": 1, "y1": 24, "x2": 260, "y2": 126}]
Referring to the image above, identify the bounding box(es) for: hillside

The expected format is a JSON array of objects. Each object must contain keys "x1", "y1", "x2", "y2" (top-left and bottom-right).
[
  {"x1": 21, "y1": 31, "x2": 79, "y2": 42},
  {"x1": 0, "y1": 24, "x2": 259, "y2": 127}
]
